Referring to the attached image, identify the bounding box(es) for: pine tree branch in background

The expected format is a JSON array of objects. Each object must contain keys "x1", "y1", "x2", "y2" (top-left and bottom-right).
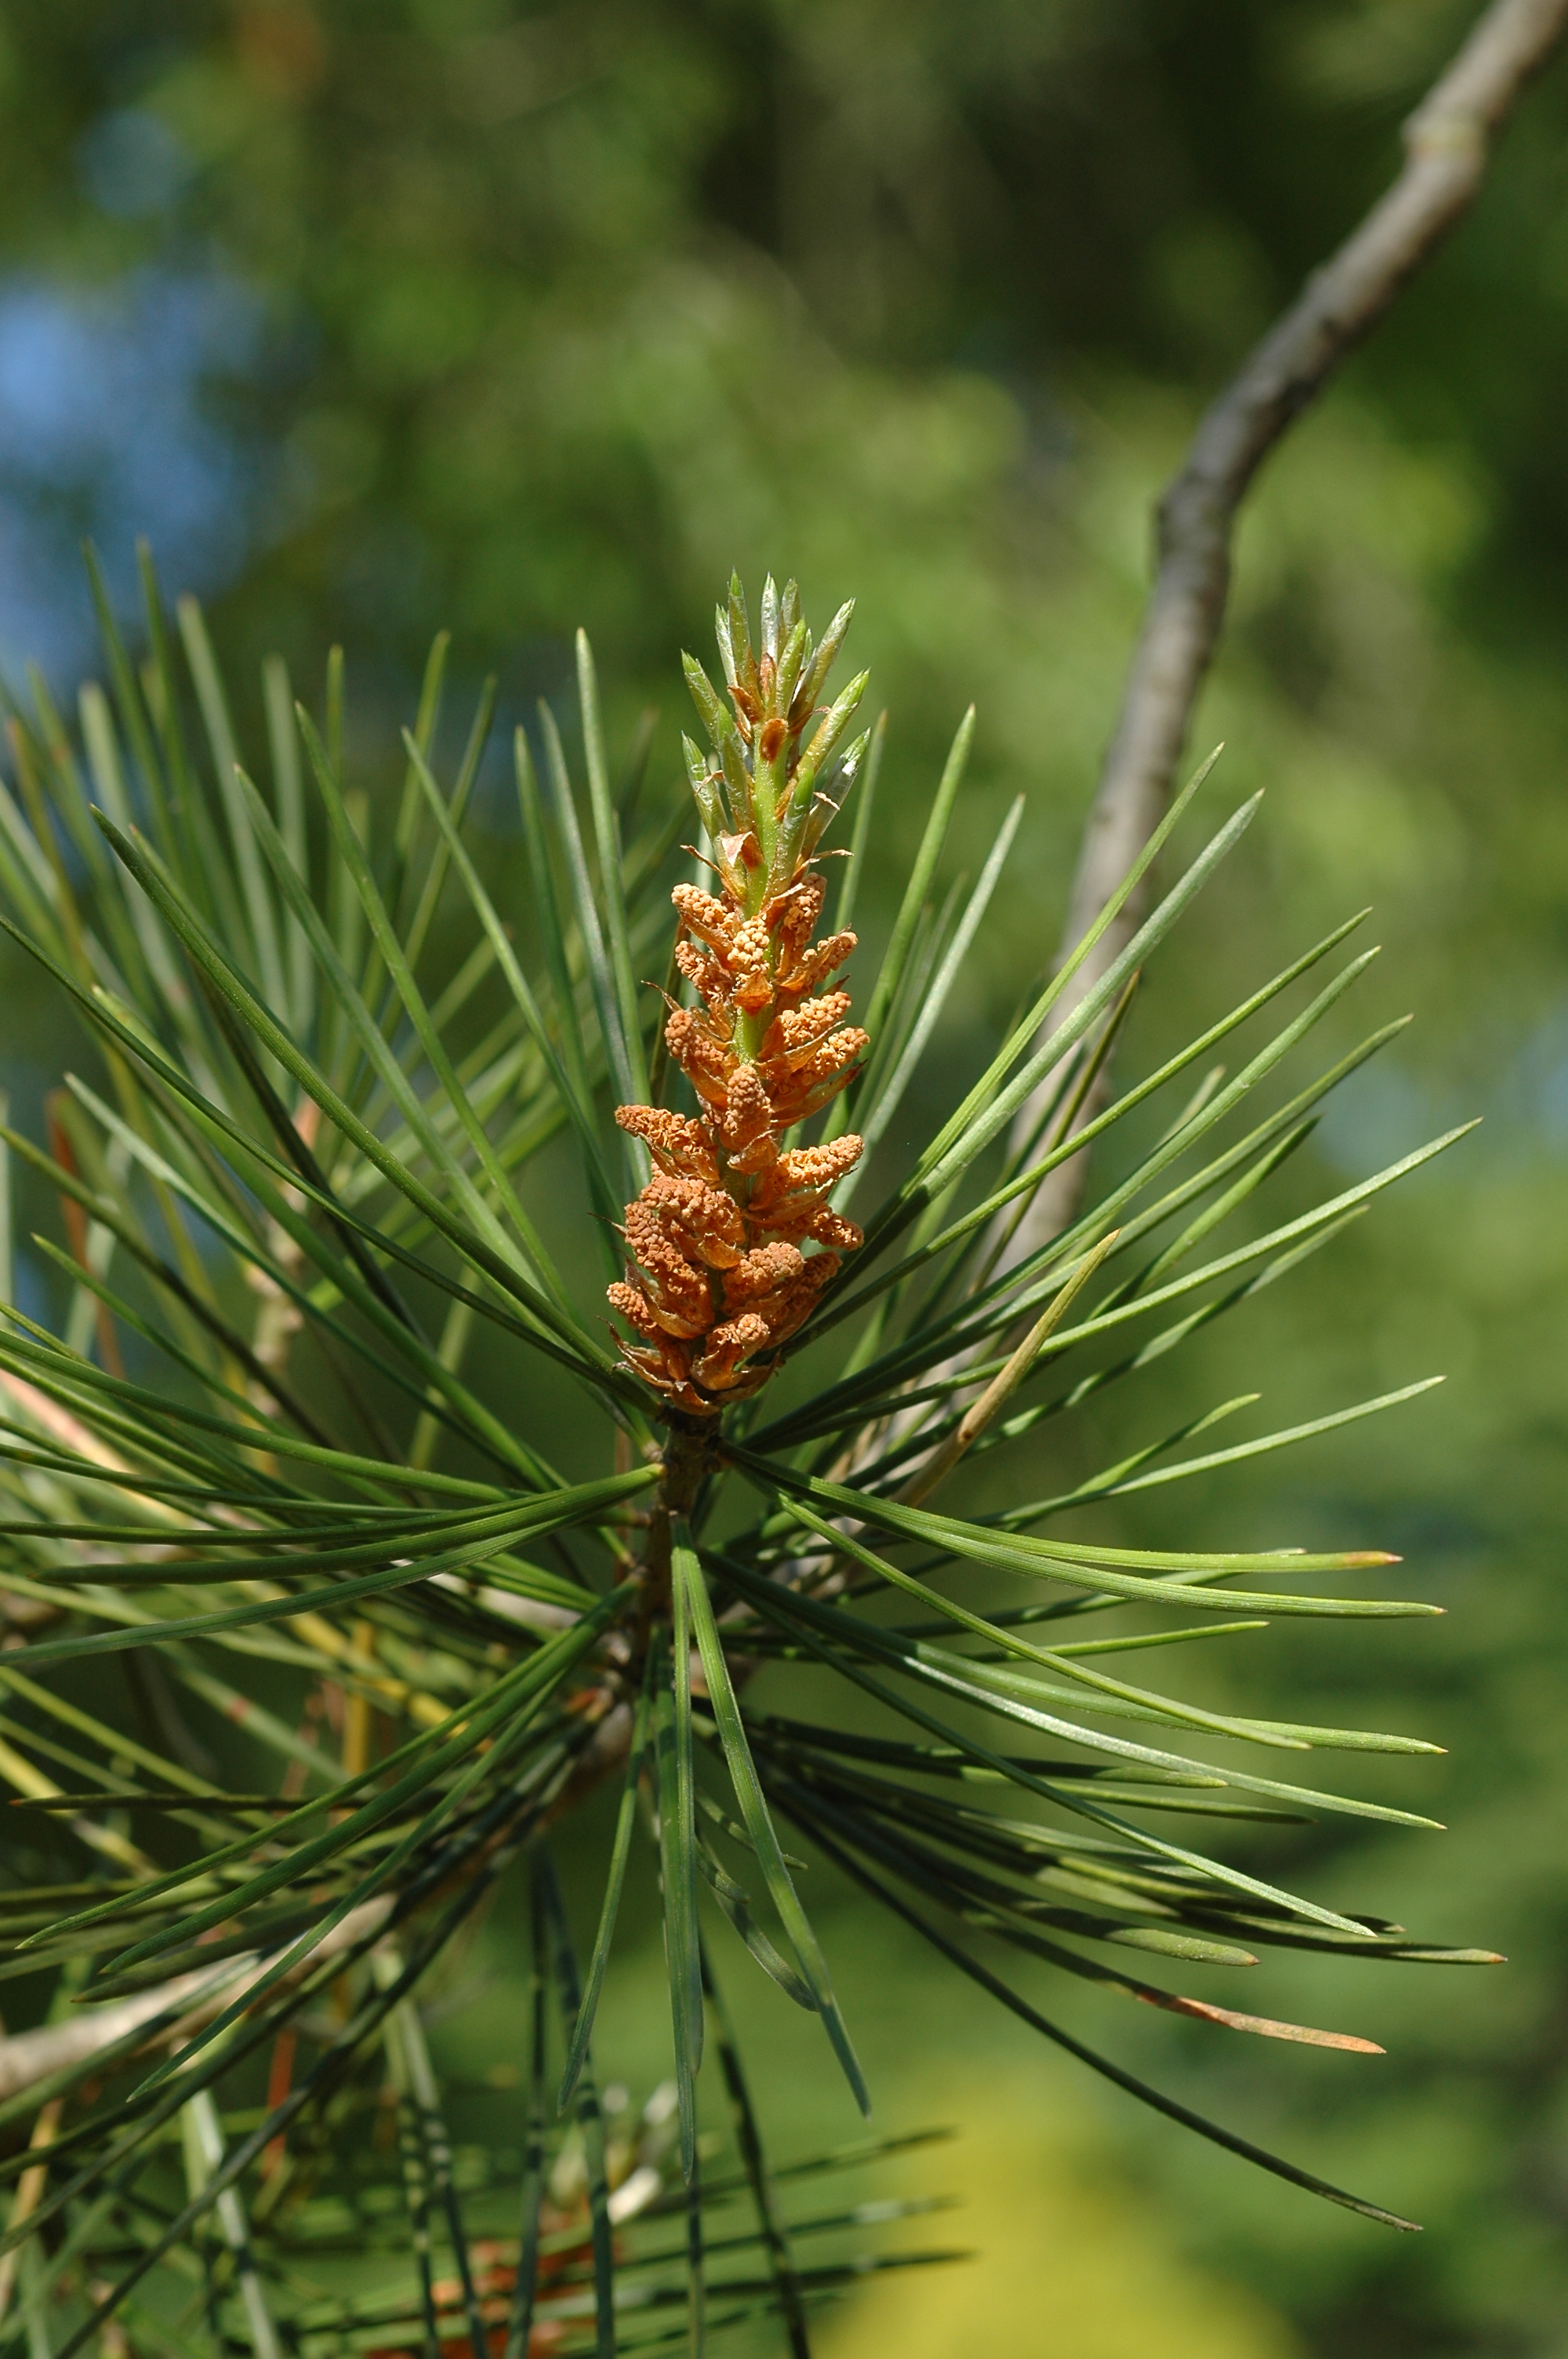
[
  {"x1": 997, "y1": 0, "x2": 1568, "y2": 1274},
  {"x1": 0, "y1": 1900, "x2": 393, "y2": 2106}
]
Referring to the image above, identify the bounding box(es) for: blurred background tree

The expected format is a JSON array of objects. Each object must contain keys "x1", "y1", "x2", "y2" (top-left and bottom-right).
[{"x1": 0, "y1": 3, "x2": 1566, "y2": 2352}]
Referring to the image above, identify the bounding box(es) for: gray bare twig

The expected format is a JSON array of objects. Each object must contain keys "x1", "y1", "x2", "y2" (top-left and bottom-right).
[{"x1": 996, "y1": 0, "x2": 1568, "y2": 1275}]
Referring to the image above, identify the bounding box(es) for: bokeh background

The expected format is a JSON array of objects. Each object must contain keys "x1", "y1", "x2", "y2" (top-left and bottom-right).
[{"x1": 2, "y1": 4, "x2": 1566, "y2": 2353}]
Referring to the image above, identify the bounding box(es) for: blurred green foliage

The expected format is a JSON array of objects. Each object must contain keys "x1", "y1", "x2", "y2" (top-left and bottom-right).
[{"x1": 0, "y1": 4, "x2": 1566, "y2": 2353}]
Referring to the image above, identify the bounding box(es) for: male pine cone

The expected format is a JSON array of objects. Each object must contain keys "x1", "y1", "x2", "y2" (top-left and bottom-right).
[{"x1": 608, "y1": 576, "x2": 873, "y2": 1415}]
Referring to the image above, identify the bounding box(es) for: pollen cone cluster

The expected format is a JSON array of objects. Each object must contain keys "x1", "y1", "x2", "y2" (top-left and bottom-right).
[{"x1": 608, "y1": 575, "x2": 873, "y2": 1415}]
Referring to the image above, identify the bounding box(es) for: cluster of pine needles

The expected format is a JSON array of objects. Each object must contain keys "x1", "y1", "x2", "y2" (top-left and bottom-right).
[{"x1": 0, "y1": 559, "x2": 1494, "y2": 2354}]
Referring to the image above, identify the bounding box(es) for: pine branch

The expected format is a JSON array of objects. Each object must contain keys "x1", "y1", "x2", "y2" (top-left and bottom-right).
[{"x1": 0, "y1": 555, "x2": 1496, "y2": 2341}]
